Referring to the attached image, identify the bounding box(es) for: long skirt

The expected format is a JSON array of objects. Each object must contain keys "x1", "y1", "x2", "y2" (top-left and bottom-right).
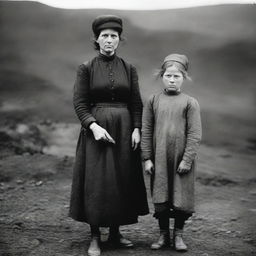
[{"x1": 69, "y1": 103, "x2": 149, "y2": 227}]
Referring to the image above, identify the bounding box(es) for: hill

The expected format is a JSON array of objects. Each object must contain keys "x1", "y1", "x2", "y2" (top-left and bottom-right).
[{"x1": 0, "y1": 1, "x2": 255, "y2": 150}]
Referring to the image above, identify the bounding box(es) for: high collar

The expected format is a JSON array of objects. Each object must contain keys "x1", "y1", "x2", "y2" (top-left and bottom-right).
[
  {"x1": 98, "y1": 52, "x2": 116, "y2": 62},
  {"x1": 163, "y1": 88, "x2": 181, "y2": 96}
]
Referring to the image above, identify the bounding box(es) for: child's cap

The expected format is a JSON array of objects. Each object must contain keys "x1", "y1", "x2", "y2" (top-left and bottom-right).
[{"x1": 164, "y1": 54, "x2": 189, "y2": 71}]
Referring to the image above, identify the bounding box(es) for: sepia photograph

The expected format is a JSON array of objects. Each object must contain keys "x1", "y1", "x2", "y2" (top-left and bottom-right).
[{"x1": 0, "y1": 0, "x2": 256, "y2": 255}]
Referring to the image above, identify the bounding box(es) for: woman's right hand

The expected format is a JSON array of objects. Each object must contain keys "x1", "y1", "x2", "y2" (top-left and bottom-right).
[
  {"x1": 144, "y1": 159, "x2": 154, "y2": 175},
  {"x1": 89, "y1": 122, "x2": 115, "y2": 144}
]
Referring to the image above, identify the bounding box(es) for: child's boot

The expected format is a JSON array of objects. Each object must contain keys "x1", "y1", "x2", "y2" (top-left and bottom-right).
[
  {"x1": 151, "y1": 216, "x2": 170, "y2": 249},
  {"x1": 151, "y1": 229, "x2": 170, "y2": 249},
  {"x1": 173, "y1": 228, "x2": 188, "y2": 251}
]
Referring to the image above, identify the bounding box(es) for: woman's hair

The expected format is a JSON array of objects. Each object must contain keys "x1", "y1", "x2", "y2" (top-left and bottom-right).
[
  {"x1": 92, "y1": 29, "x2": 125, "y2": 51},
  {"x1": 154, "y1": 61, "x2": 191, "y2": 81}
]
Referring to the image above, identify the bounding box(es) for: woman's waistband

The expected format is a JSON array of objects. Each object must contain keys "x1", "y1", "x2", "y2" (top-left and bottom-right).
[{"x1": 91, "y1": 102, "x2": 128, "y2": 108}]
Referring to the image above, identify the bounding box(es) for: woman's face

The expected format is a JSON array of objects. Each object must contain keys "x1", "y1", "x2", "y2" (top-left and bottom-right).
[
  {"x1": 96, "y1": 29, "x2": 120, "y2": 56},
  {"x1": 162, "y1": 65, "x2": 184, "y2": 92}
]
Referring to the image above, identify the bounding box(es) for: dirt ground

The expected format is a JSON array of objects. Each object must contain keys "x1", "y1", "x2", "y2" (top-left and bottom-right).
[
  {"x1": 0, "y1": 122, "x2": 256, "y2": 256},
  {"x1": 1, "y1": 2, "x2": 256, "y2": 255}
]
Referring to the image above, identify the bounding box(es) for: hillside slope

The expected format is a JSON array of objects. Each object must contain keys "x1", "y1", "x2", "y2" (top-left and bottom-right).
[{"x1": 0, "y1": 1, "x2": 255, "y2": 149}]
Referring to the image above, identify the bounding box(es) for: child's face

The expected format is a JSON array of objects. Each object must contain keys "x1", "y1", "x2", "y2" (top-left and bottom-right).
[{"x1": 162, "y1": 66, "x2": 184, "y2": 92}]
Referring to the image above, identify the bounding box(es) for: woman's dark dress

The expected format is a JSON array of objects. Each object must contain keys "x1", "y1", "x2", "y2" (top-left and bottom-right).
[{"x1": 69, "y1": 53, "x2": 149, "y2": 226}]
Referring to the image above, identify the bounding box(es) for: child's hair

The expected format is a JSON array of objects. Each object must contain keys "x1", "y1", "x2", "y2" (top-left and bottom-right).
[{"x1": 154, "y1": 54, "x2": 192, "y2": 81}]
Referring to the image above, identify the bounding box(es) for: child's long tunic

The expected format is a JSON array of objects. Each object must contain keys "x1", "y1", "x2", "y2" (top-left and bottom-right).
[{"x1": 141, "y1": 90, "x2": 202, "y2": 213}]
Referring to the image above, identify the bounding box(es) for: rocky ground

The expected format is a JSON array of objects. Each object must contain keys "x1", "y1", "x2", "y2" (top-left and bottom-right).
[{"x1": 0, "y1": 122, "x2": 256, "y2": 256}]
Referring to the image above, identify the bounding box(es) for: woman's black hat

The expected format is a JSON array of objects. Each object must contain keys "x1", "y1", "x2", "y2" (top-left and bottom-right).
[{"x1": 92, "y1": 15, "x2": 123, "y2": 36}]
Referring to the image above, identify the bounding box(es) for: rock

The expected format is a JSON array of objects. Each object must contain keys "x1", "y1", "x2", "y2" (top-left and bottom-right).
[
  {"x1": 16, "y1": 179, "x2": 24, "y2": 184},
  {"x1": 13, "y1": 225, "x2": 22, "y2": 231},
  {"x1": 249, "y1": 190, "x2": 256, "y2": 195},
  {"x1": 0, "y1": 217, "x2": 7, "y2": 222},
  {"x1": 42, "y1": 119, "x2": 52, "y2": 126},
  {"x1": 13, "y1": 221, "x2": 24, "y2": 230},
  {"x1": 31, "y1": 239, "x2": 40, "y2": 247},
  {"x1": 18, "y1": 237, "x2": 40, "y2": 248},
  {"x1": 194, "y1": 215, "x2": 206, "y2": 221},
  {"x1": 22, "y1": 152, "x2": 31, "y2": 156},
  {"x1": 249, "y1": 209, "x2": 256, "y2": 213},
  {"x1": 243, "y1": 238, "x2": 253, "y2": 244},
  {"x1": 201, "y1": 253, "x2": 209, "y2": 256},
  {"x1": 230, "y1": 217, "x2": 238, "y2": 221},
  {"x1": 16, "y1": 124, "x2": 29, "y2": 134},
  {"x1": 217, "y1": 228, "x2": 228, "y2": 232},
  {"x1": 191, "y1": 227, "x2": 200, "y2": 232},
  {"x1": 13, "y1": 221, "x2": 23, "y2": 227},
  {"x1": 240, "y1": 198, "x2": 250, "y2": 202},
  {"x1": 35, "y1": 181, "x2": 43, "y2": 186},
  {"x1": 6, "y1": 185, "x2": 15, "y2": 190}
]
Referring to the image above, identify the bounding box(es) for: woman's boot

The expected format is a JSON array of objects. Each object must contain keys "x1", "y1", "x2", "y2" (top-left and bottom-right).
[
  {"x1": 88, "y1": 226, "x2": 101, "y2": 256},
  {"x1": 108, "y1": 225, "x2": 134, "y2": 248}
]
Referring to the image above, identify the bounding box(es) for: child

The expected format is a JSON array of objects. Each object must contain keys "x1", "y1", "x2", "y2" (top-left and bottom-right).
[{"x1": 141, "y1": 54, "x2": 202, "y2": 251}]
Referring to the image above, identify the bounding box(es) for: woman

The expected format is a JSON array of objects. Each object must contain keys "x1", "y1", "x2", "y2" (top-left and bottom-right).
[
  {"x1": 141, "y1": 54, "x2": 202, "y2": 252},
  {"x1": 69, "y1": 15, "x2": 149, "y2": 256}
]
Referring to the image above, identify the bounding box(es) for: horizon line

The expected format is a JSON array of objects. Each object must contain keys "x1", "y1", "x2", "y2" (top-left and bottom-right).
[{"x1": 6, "y1": 0, "x2": 255, "y2": 10}]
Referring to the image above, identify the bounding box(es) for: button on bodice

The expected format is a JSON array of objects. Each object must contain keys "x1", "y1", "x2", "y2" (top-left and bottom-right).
[{"x1": 89, "y1": 54, "x2": 130, "y2": 103}]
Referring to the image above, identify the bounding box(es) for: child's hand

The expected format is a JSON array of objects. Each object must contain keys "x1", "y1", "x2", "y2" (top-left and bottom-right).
[
  {"x1": 177, "y1": 160, "x2": 191, "y2": 174},
  {"x1": 144, "y1": 160, "x2": 154, "y2": 175}
]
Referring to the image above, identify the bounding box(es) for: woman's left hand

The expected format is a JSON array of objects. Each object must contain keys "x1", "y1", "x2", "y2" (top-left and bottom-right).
[
  {"x1": 177, "y1": 160, "x2": 191, "y2": 174},
  {"x1": 131, "y1": 128, "x2": 141, "y2": 151}
]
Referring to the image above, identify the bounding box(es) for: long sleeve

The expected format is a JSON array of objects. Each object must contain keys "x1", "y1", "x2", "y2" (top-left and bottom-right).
[
  {"x1": 129, "y1": 65, "x2": 143, "y2": 128},
  {"x1": 73, "y1": 63, "x2": 96, "y2": 128},
  {"x1": 141, "y1": 95, "x2": 155, "y2": 160},
  {"x1": 182, "y1": 98, "x2": 202, "y2": 166}
]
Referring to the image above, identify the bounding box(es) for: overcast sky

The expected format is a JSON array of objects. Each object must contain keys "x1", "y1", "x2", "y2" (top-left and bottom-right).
[{"x1": 9, "y1": 0, "x2": 254, "y2": 9}]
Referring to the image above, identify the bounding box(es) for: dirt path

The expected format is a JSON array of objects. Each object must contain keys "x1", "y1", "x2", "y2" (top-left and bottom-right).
[{"x1": 0, "y1": 124, "x2": 256, "y2": 256}]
